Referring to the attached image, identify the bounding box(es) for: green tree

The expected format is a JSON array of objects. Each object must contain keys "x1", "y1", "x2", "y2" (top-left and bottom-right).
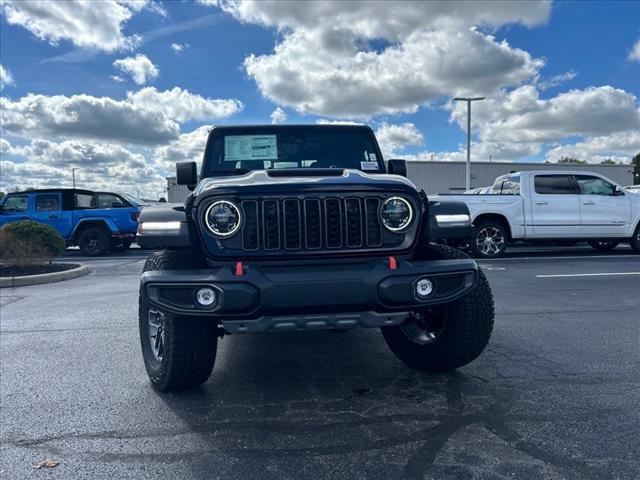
[
  {"x1": 556, "y1": 156, "x2": 586, "y2": 164},
  {"x1": 600, "y1": 158, "x2": 617, "y2": 165},
  {"x1": 633, "y1": 152, "x2": 640, "y2": 184}
]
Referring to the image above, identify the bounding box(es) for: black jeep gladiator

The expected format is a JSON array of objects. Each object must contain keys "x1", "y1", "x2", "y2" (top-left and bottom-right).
[{"x1": 136, "y1": 124, "x2": 494, "y2": 391}]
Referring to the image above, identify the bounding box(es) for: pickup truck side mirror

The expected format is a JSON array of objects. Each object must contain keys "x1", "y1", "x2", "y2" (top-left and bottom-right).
[
  {"x1": 388, "y1": 159, "x2": 407, "y2": 177},
  {"x1": 176, "y1": 161, "x2": 198, "y2": 190},
  {"x1": 614, "y1": 185, "x2": 625, "y2": 196}
]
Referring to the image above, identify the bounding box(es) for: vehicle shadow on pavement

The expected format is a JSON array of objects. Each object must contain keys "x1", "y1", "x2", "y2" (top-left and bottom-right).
[{"x1": 153, "y1": 330, "x2": 609, "y2": 480}]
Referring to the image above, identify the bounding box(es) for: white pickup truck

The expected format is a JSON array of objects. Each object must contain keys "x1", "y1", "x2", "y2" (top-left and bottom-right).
[{"x1": 438, "y1": 170, "x2": 640, "y2": 258}]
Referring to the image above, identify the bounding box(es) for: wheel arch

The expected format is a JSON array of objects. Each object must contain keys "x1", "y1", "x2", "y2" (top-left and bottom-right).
[
  {"x1": 472, "y1": 213, "x2": 512, "y2": 241},
  {"x1": 71, "y1": 219, "x2": 112, "y2": 242}
]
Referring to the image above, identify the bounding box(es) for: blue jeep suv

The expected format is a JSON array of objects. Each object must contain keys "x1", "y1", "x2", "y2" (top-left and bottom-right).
[{"x1": 0, "y1": 188, "x2": 143, "y2": 256}]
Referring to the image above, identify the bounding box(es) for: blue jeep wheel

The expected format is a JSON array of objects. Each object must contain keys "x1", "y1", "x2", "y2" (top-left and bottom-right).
[{"x1": 78, "y1": 227, "x2": 109, "y2": 256}]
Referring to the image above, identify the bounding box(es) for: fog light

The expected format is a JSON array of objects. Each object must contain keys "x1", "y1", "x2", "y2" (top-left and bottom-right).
[
  {"x1": 196, "y1": 287, "x2": 217, "y2": 307},
  {"x1": 415, "y1": 278, "x2": 434, "y2": 299}
]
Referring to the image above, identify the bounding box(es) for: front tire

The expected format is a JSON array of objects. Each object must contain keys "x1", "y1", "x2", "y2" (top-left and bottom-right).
[
  {"x1": 630, "y1": 223, "x2": 640, "y2": 253},
  {"x1": 382, "y1": 245, "x2": 494, "y2": 372},
  {"x1": 588, "y1": 240, "x2": 619, "y2": 252},
  {"x1": 139, "y1": 250, "x2": 217, "y2": 392},
  {"x1": 78, "y1": 227, "x2": 110, "y2": 256},
  {"x1": 469, "y1": 221, "x2": 508, "y2": 258}
]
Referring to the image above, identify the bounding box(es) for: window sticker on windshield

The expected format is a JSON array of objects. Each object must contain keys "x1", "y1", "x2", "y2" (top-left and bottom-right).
[
  {"x1": 361, "y1": 161, "x2": 379, "y2": 170},
  {"x1": 368, "y1": 152, "x2": 377, "y2": 162},
  {"x1": 224, "y1": 135, "x2": 278, "y2": 161}
]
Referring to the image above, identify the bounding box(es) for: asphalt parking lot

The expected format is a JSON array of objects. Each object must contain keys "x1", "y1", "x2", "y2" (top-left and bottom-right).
[{"x1": 1, "y1": 246, "x2": 639, "y2": 479}]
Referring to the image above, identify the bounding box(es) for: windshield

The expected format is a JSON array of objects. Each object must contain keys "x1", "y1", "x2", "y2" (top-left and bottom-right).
[
  {"x1": 120, "y1": 193, "x2": 148, "y2": 207},
  {"x1": 203, "y1": 127, "x2": 384, "y2": 175}
]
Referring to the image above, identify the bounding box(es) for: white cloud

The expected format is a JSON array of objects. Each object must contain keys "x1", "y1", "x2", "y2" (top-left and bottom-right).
[
  {"x1": 111, "y1": 75, "x2": 125, "y2": 83},
  {"x1": 171, "y1": 42, "x2": 188, "y2": 53},
  {"x1": 153, "y1": 126, "x2": 210, "y2": 170},
  {"x1": 629, "y1": 39, "x2": 640, "y2": 62},
  {"x1": 0, "y1": 64, "x2": 14, "y2": 91},
  {"x1": 210, "y1": 0, "x2": 550, "y2": 117},
  {"x1": 545, "y1": 131, "x2": 640, "y2": 164},
  {"x1": 1, "y1": 88, "x2": 243, "y2": 146},
  {"x1": 218, "y1": 1, "x2": 552, "y2": 34},
  {"x1": 443, "y1": 85, "x2": 640, "y2": 162},
  {"x1": 0, "y1": 0, "x2": 160, "y2": 52},
  {"x1": 126, "y1": 87, "x2": 244, "y2": 123},
  {"x1": 375, "y1": 122, "x2": 424, "y2": 157},
  {"x1": 270, "y1": 107, "x2": 287, "y2": 124},
  {"x1": 4, "y1": 138, "x2": 147, "y2": 169},
  {"x1": 0, "y1": 138, "x2": 167, "y2": 197},
  {"x1": 113, "y1": 54, "x2": 159, "y2": 85},
  {"x1": 315, "y1": 119, "x2": 364, "y2": 125},
  {"x1": 450, "y1": 85, "x2": 640, "y2": 145},
  {"x1": 1, "y1": 93, "x2": 179, "y2": 145},
  {"x1": 538, "y1": 70, "x2": 576, "y2": 90}
]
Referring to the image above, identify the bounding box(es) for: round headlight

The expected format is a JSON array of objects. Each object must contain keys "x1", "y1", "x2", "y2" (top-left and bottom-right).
[
  {"x1": 204, "y1": 200, "x2": 241, "y2": 237},
  {"x1": 380, "y1": 197, "x2": 413, "y2": 232}
]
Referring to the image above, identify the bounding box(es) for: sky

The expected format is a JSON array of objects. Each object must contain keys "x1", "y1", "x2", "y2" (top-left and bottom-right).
[{"x1": 0, "y1": 0, "x2": 639, "y2": 197}]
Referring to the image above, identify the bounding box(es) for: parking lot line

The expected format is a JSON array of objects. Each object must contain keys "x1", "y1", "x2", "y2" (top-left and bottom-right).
[
  {"x1": 481, "y1": 254, "x2": 636, "y2": 262},
  {"x1": 536, "y1": 272, "x2": 640, "y2": 278}
]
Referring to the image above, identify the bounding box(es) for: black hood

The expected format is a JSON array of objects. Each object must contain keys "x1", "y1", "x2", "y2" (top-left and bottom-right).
[{"x1": 193, "y1": 168, "x2": 418, "y2": 199}]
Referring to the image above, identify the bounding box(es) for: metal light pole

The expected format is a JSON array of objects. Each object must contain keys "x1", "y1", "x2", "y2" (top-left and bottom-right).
[
  {"x1": 72, "y1": 168, "x2": 77, "y2": 190},
  {"x1": 453, "y1": 96, "x2": 485, "y2": 190}
]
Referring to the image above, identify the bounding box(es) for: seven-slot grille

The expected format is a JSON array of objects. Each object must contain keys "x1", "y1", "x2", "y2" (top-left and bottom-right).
[{"x1": 239, "y1": 197, "x2": 385, "y2": 252}]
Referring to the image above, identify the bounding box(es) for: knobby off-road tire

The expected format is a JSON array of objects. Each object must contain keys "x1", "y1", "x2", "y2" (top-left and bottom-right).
[
  {"x1": 381, "y1": 244, "x2": 495, "y2": 372},
  {"x1": 139, "y1": 250, "x2": 218, "y2": 392}
]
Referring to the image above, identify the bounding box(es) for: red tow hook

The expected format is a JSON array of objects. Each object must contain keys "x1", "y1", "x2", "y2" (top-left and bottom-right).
[
  {"x1": 388, "y1": 256, "x2": 397, "y2": 270},
  {"x1": 235, "y1": 261, "x2": 244, "y2": 276}
]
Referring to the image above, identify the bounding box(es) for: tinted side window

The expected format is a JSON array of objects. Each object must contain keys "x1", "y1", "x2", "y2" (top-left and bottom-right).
[
  {"x1": 36, "y1": 194, "x2": 60, "y2": 211},
  {"x1": 75, "y1": 193, "x2": 94, "y2": 209},
  {"x1": 97, "y1": 193, "x2": 124, "y2": 208},
  {"x1": 534, "y1": 175, "x2": 578, "y2": 195},
  {"x1": 575, "y1": 175, "x2": 615, "y2": 196},
  {"x1": 2, "y1": 195, "x2": 29, "y2": 212}
]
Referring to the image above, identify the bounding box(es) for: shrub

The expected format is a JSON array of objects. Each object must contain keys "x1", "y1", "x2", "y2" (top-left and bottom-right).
[{"x1": 0, "y1": 221, "x2": 66, "y2": 266}]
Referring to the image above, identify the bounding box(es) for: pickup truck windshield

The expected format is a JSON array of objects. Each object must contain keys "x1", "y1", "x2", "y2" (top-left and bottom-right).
[{"x1": 203, "y1": 127, "x2": 383, "y2": 175}]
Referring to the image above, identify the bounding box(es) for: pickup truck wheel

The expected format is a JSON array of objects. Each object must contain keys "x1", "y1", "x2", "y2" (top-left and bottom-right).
[
  {"x1": 111, "y1": 240, "x2": 132, "y2": 252},
  {"x1": 382, "y1": 245, "x2": 495, "y2": 372},
  {"x1": 469, "y1": 221, "x2": 507, "y2": 258},
  {"x1": 470, "y1": 222, "x2": 508, "y2": 258},
  {"x1": 587, "y1": 240, "x2": 619, "y2": 252},
  {"x1": 78, "y1": 227, "x2": 109, "y2": 256},
  {"x1": 139, "y1": 250, "x2": 216, "y2": 391},
  {"x1": 631, "y1": 224, "x2": 640, "y2": 253}
]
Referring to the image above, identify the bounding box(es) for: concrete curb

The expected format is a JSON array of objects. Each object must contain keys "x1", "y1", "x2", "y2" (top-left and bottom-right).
[{"x1": 0, "y1": 265, "x2": 90, "y2": 288}]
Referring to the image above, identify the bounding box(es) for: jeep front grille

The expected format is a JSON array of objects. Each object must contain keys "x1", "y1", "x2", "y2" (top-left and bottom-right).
[{"x1": 239, "y1": 197, "x2": 384, "y2": 252}]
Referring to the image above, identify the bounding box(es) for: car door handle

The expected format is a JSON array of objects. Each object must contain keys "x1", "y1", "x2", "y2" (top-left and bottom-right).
[
  {"x1": 48, "y1": 215, "x2": 60, "y2": 219},
  {"x1": 583, "y1": 201, "x2": 595, "y2": 205},
  {"x1": 535, "y1": 201, "x2": 548, "y2": 205}
]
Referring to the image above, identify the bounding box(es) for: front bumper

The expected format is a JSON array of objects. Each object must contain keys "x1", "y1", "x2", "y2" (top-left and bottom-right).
[{"x1": 140, "y1": 257, "x2": 478, "y2": 333}]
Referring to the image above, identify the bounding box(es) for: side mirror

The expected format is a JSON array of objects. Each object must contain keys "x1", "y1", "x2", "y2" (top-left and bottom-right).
[
  {"x1": 388, "y1": 159, "x2": 407, "y2": 177},
  {"x1": 176, "y1": 161, "x2": 198, "y2": 190},
  {"x1": 614, "y1": 186, "x2": 625, "y2": 196}
]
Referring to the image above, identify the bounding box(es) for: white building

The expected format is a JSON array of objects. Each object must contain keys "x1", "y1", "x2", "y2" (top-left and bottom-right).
[{"x1": 166, "y1": 161, "x2": 635, "y2": 203}]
